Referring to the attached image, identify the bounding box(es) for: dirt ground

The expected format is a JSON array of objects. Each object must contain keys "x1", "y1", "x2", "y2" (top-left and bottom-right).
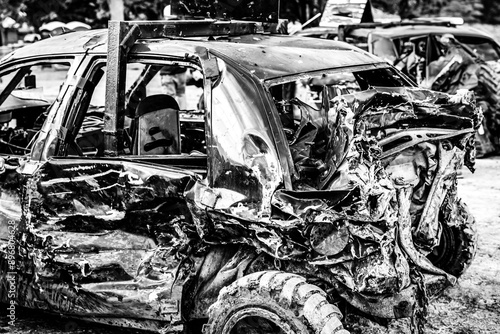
[
  {"x1": 425, "y1": 156, "x2": 500, "y2": 334},
  {"x1": 1, "y1": 157, "x2": 500, "y2": 334}
]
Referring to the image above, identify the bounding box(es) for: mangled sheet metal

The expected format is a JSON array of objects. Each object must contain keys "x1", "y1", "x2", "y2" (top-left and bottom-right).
[
  {"x1": 187, "y1": 87, "x2": 479, "y2": 319},
  {"x1": 0, "y1": 87, "x2": 479, "y2": 331},
  {"x1": 3, "y1": 160, "x2": 200, "y2": 331}
]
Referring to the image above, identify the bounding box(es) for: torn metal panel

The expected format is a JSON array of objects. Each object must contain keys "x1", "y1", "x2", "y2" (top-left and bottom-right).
[
  {"x1": 0, "y1": 84, "x2": 479, "y2": 332},
  {"x1": 395, "y1": 186, "x2": 456, "y2": 285},
  {"x1": 411, "y1": 141, "x2": 465, "y2": 252},
  {"x1": 185, "y1": 245, "x2": 258, "y2": 319},
  {"x1": 185, "y1": 86, "x2": 479, "y2": 320},
  {"x1": 1, "y1": 158, "x2": 205, "y2": 331}
]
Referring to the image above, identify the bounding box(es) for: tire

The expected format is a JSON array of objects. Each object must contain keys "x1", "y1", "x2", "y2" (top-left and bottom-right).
[
  {"x1": 203, "y1": 271, "x2": 349, "y2": 334},
  {"x1": 428, "y1": 199, "x2": 477, "y2": 278}
]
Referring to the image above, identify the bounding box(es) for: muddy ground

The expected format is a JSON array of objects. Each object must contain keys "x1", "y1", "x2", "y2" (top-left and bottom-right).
[{"x1": 1, "y1": 157, "x2": 500, "y2": 334}]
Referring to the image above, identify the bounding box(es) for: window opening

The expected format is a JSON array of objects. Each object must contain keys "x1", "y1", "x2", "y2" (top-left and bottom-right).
[
  {"x1": 58, "y1": 58, "x2": 206, "y2": 174},
  {"x1": 0, "y1": 61, "x2": 72, "y2": 155}
]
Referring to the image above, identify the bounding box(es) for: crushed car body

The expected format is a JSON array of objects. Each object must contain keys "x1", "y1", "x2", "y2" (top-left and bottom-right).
[{"x1": 0, "y1": 18, "x2": 478, "y2": 334}]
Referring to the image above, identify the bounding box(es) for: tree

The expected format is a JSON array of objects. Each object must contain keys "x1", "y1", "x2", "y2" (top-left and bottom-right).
[
  {"x1": 439, "y1": 0, "x2": 481, "y2": 22},
  {"x1": 373, "y1": 0, "x2": 482, "y2": 22},
  {"x1": 1, "y1": 0, "x2": 495, "y2": 29},
  {"x1": 21, "y1": 0, "x2": 106, "y2": 28},
  {"x1": 481, "y1": 0, "x2": 500, "y2": 24},
  {"x1": 2, "y1": 0, "x2": 165, "y2": 30}
]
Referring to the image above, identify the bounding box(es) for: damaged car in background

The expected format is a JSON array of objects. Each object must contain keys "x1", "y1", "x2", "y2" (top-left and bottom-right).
[
  {"x1": 298, "y1": 12, "x2": 500, "y2": 158},
  {"x1": 0, "y1": 11, "x2": 479, "y2": 334}
]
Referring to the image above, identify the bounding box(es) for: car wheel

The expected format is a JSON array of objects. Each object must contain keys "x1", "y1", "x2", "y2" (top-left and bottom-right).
[
  {"x1": 203, "y1": 271, "x2": 349, "y2": 334},
  {"x1": 428, "y1": 199, "x2": 477, "y2": 278}
]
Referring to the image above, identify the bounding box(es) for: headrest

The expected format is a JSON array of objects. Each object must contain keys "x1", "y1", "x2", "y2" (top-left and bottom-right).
[
  {"x1": 0, "y1": 111, "x2": 12, "y2": 124},
  {"x1": 136, "y1": 94, "x2": 179, "y2": 118}
]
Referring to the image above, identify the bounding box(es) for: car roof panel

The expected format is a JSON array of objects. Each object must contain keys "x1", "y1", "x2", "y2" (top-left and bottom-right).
[
  {"x1": 1, "y1": 29, "x2": 386, "y2": 81},
  {"x1": 0, "y1": 30, "x2": 107, "y2": 64},
  {"x1": 135, "y1": 35, "x2": 385, "y2": 80}
]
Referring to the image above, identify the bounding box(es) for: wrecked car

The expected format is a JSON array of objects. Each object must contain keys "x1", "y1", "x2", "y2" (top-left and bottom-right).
[
  {"x1": 0, "y1": 18, "x2": 478, "y2": 334},
  {"x1": 298, "y1": 19, "x2": 500, "y2": 158},
  {"x1": 298, "y1": 21, "x2": 500, "y2": 72}
]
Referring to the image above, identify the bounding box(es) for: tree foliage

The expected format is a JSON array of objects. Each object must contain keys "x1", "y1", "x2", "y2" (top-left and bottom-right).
[
  {"x1": 372, "y1": 0, "x2": 482, "y2": 21},
  {"x1": 0, "y1": 0, "x2": 495, "y2": 29},
  {"x1": 0, "y1": 0, "x2": 166, "y2": 29},
  {"x1": 481, "y1": 0, "x2": 500, "y2": 24}
]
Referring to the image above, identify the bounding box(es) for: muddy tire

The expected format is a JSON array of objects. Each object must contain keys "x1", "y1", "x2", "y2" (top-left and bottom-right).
[
  {"x1": 203, "y1": 271, "x2": 349, "y2": 334},
  {"x1": 428, "y1": 199, "x2": 477, "y2": 278}
]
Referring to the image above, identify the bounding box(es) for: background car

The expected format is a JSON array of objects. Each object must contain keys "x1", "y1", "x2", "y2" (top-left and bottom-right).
[
  {"x1": 298, "y1": 19, "x2": 500, "y2": 157},
  {"x1": 298, "y1": 20, "x2": 500, "y2": 70}
]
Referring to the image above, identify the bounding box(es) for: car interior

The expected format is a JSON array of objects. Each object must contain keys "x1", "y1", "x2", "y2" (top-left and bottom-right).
[
  {"x1": 62, "y1": 60, "x2": 208, "y2": 175},
  {"x1": 0, "y1": 62, "x2": 71, "y2": 155}
]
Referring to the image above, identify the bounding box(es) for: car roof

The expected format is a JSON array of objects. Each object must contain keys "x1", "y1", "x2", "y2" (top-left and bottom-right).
[
  {"x1": 297, "y1": 24, "x2": 496, "y2": 42},
  {"x1": 0, "y1": 29, "x2": 107, "y2": 62},
  {"x1": 0, "y1": 28, "x2": 389, "y2": 81}
]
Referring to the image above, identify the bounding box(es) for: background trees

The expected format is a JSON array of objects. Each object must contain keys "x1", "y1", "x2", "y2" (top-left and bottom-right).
[
  {"x1": 481, "y1": 0, "x2": 500, "y2": 24},
  {"x1": 0, "y1": 0, "x2": 498, "y2": 31},
  {"x1": 281, "y1": 0, "x2": 487, "y2": 24},
  {"x1": 0, "y1": 0, "x2": 164, "y2": 29}
]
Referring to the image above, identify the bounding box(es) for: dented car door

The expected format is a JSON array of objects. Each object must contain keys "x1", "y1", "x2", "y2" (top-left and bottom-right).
[{"x1": 23, "y1": 158, "x2": 196, "y2": 328}]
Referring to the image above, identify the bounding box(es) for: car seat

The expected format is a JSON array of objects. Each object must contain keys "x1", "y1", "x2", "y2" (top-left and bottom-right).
[{"x1": 132, "y1": 94, "x2": 181, "y2": 155}]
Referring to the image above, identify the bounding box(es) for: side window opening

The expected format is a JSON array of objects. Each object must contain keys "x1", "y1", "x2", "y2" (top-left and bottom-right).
[
  {"x1": 61, "y1": 64, "x2": 106, "y2": 157},
  {"x1": 393, "y1": 36, "x2": 435, "y2": 83},
  {"x1": 59, "y1": 58, "x2": 206, "y2": 173},
  {"x1": 68, "y1": 67, "x2": 106, "y2": 156},
  {"x1": 0, "y1": 61, "x2": 72, "y2": 155},
  {"x1": 123, "y1": 62, "x2": 205, "y2": 158}
]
